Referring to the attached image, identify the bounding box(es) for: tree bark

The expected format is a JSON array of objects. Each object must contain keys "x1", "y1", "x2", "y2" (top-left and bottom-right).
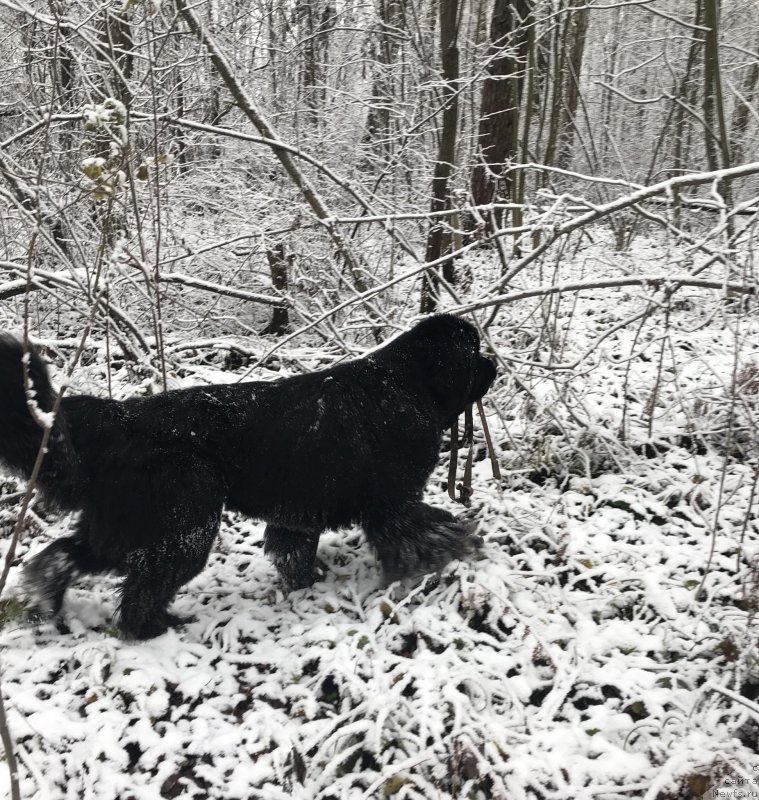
[
  {"x1": 297, "y1": 1, "x2": 334, "y2": 127},
  {"x1": 470, "y1": 0, "x2": 532, "y2": 229},
  {"x1": 363, "y1": 0, "x2": 406, "y2": 161},
  {"x1": 261, "y1": 243, "x2": 292, "y2": 336},
  {"x1": 672, "y1": 0, "x2": 705, "y2": 176},
  {"x1": 420, "y1": 0, "x2": 460, "y2": 314},
  {"x1": 729, "y1": 55, "x2": 759, "y2": 167},
  {"x1": 702, "y1": 0, "x2": 733, "y2": 235},
  {"x1": 555, "y1": 6, "x2": 589, "y2": 171}
]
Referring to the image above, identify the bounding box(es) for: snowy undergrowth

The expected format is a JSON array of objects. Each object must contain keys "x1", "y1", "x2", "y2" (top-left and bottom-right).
[{"x1": 1, "y1": 242, "x2": 758, "y2": 799}]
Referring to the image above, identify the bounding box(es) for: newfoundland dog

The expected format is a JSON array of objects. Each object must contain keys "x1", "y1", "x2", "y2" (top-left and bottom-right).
[{"x1": 0, "y1": 315, "x2": 496, "y2": 638}]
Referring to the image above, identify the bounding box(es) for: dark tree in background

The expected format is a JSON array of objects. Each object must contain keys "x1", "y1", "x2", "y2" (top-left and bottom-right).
[
  {"x1": 540, "y1": 0, "x2": 589, "y2": 172},
  {"x1": 420, "y1": 0, "x2": 461, "y2": 313},
  {"x1": 470, "y1": 0, "x2": 532, "y2": 231},
  {"x1": 296, "y1": 0, "x2": 335, "y2": 128},
  {"x1": 363, "y1": 0, "x2": 408, "y2": 163}
]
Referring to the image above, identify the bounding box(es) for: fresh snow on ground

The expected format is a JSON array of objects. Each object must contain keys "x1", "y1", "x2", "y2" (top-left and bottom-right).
[{"x1": 0, "y1": 237, "x2": 757, "y2": 799}]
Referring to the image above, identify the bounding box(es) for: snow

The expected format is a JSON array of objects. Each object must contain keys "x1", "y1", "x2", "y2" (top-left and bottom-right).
[{"x1": 0, "y1": 236, "x2": 758, "y2": 798}]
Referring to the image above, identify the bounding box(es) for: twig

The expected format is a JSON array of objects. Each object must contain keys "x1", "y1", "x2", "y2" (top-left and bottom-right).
[
  {"x1": 477, "y1": 400, "x2": 502, "y2": 481},
  {"x1": 705, "y1": 681, "x2": 759, "y2": 719}
]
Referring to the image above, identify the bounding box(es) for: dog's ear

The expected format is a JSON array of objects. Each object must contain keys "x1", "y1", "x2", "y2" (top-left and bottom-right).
[
  {"x1": 381, "y1": 315, "x2": 488, "y2": 421},
  {"x1": 415, "y1": 326, "x2": 481, "y2": 419},
  {"x1": 420, "y1": 324, "x2": 496, "y2": 419},
  {"x1": 422, "y1": 348, "x2": 473, "y2": 409},
  {"x1": 468, "y1": 355, "x2": 497, "y2": 404}
]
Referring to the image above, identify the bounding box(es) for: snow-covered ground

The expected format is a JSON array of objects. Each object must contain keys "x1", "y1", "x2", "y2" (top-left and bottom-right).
[{"x1": 1, "y1": 237, "x2": 757, "y2": 799}]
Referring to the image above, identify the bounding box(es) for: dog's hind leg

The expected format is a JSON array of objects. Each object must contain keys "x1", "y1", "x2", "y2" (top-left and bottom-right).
[
  {"x1": 117, "y1": 508, "x2": 222, "y2": 640},
  {"x1": 264, "y1": 525, "x2": 321, "y2": 590},
  {"x1": 23, "y1": 520, "x2": 110, "y2": 619}
]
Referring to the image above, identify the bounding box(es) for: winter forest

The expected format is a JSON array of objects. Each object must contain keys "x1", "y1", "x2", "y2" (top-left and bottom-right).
[{"x1": 0, "y1": 0, "x2": 758, "y2": 797}]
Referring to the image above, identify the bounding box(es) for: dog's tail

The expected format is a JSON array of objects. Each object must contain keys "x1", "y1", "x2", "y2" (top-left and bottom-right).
[{"x1": 0, "y1": 336, "x2": 78, "y2": 505}]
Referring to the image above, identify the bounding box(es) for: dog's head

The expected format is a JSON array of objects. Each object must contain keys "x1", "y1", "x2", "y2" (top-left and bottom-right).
[{"x1": 386, "y1": 315, "x2": 497, "y2": 426}]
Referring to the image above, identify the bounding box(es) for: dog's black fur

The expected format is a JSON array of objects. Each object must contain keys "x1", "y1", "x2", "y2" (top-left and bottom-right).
[{"x1": 0, "y1": 316, "x2": 496, "y2": 639}]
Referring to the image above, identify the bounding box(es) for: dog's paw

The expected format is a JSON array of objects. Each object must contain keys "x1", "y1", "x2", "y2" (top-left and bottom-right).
[
  {"x1": 272, "y1": 552, "x2": 325, "y2": 593},
  {"x1": 281, "y1": 564, "x2": 324, "y2": 593},
  {"x1": 437, "y1": 517, "x2": 483, "y2": 547},
  {"x1": 22, "y1": 586, "x2": 63, "y2": 627},
  {"x1": 24, "y1": 604, "x2": 57, "y2": 625},
  {"x1": 427, "y1": 517, "x2": 484, "y2": 563},
  {"x1": 381, "y1": 515, "x2": 484, "y2": 585},
  {"x1": 119, "y1": 608, "x2": 196, "y2": 640},
  {"x1": 162, "y1": 610, "x2": 197, "y2": 627}
]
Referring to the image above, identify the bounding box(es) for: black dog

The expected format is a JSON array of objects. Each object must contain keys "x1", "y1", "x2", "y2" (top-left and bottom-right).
[{"x1": 0, "y1": 315, "x2": 496, "y2": 639}]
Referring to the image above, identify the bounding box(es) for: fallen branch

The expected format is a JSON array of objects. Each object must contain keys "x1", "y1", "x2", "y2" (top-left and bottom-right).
[
  {"x1": 492, "y1": 160, "x2": 759, "y2": 293},
  {"x1": 159, "y1": 272, "x2": 285, "y2": 307},
  {"x1": 1, "y1": 267, "x2": 284, "y2": 307},
  {"x1": 0, "y1": 267, "x2": 150, "y2": 360},
  {"x1": 456, "y1": 274, "x2": 756, "y2": 314}
]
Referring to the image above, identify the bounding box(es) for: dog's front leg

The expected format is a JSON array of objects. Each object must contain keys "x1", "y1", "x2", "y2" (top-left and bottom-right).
[
  {"x1": 264, "y1": 525, "x2": 322, "y2": 591},
  {"x1": 364, "y1": 502, "x2": 483, "y2": 585}
]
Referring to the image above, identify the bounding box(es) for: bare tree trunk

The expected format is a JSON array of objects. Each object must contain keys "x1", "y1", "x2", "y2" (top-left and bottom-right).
[
  {"x1": 539, "y1": 4, "x2": 565, "y2": 172},
  {"x1": 420, "y1": 0, "x2": 460, "y2": 314},
  {"x1": 729, "y1": 53, "x2": 759, "y2": 167},
  {"x1": 702, "y1": 0, "x2": 733, "y2": 235},
  {"x1": 297, "y1": 1, "x2": 334, "y2": 128},
  {"x1": 174, "y1": 71, "x2": 189, "y2": 173},
  {"x1": 512, "y1": 9, "x2": 536, "y2": 255},
  {"x1": 363, "y1": 0, "x2": 406, "y2": 162},
  {"x1": 470, "y1": 0, "x2": 532, "y2": 232},
  {"x1": 599, "y1": 4, "x2": 622, "y2": 166},
  {"x1": 672, "y1": 0, "x2": 705, "y2": 176},
  {"x1": 703, "y1": 0, "x2": 729, "y2": 171},
  {"x1": 555, "y1": 6, "x2": 589, "y2": 171},
  {"x1": 101, "y1": 8, "x2": 134, "y2": 106},
  {"x1": 261, "y1": 243, "x2": 292, "y2": 336}
]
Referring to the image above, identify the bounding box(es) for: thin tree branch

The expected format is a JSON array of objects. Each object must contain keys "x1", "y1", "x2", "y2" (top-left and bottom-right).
[{"x1": 457, "y1": 275, "x2": 756, "y2": 315}]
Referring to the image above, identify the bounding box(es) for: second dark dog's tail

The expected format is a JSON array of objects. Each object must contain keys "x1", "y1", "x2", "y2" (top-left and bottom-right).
[{"x1": 0, "y1": 336, "x2": 78, "y2": 506}]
